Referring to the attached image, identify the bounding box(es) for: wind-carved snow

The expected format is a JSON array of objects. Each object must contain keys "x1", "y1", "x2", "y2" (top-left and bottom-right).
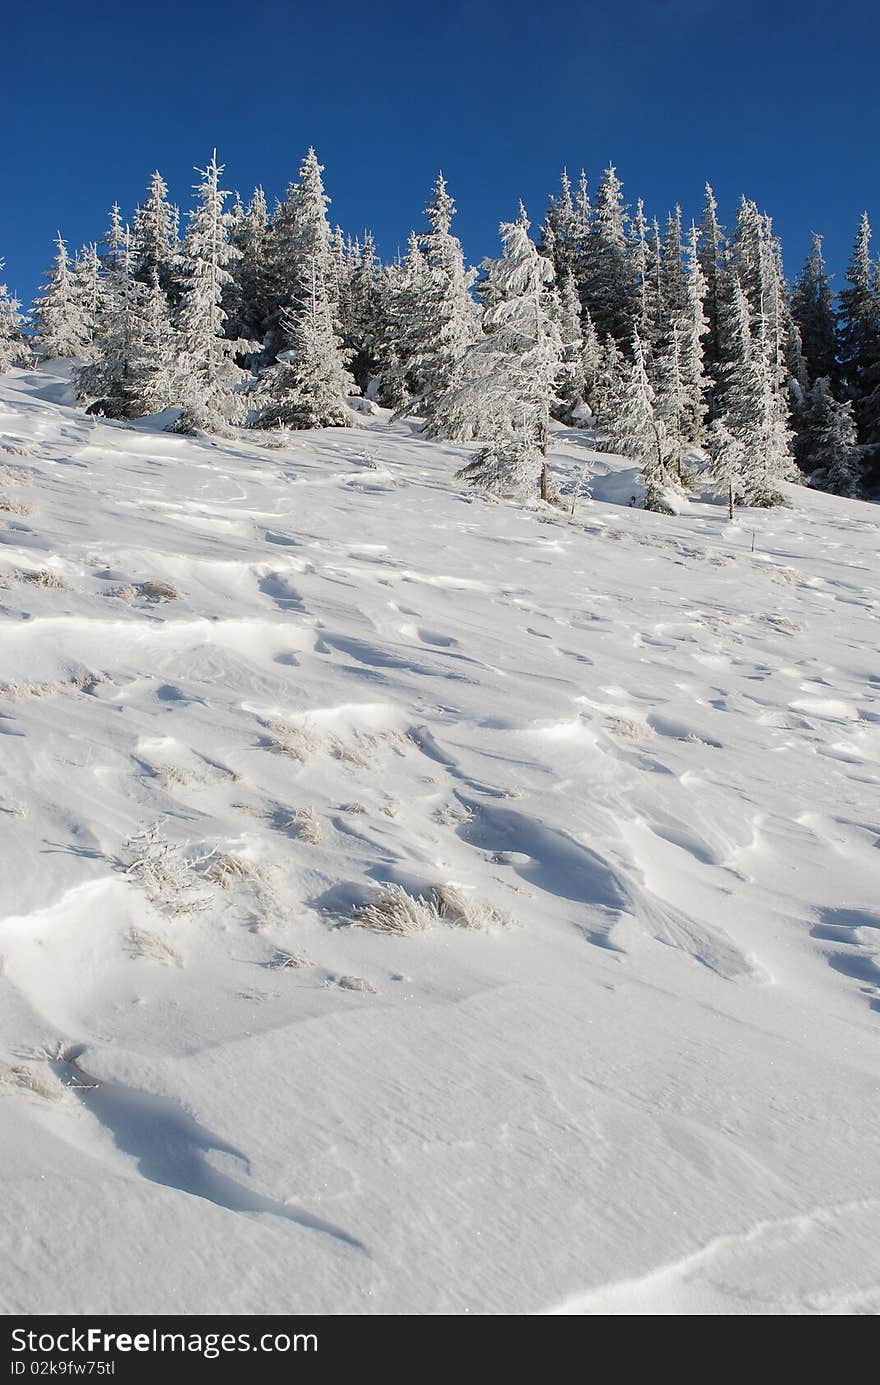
[{"x1": 1, "y1": 363, "x2": 879, "y2": 1315}]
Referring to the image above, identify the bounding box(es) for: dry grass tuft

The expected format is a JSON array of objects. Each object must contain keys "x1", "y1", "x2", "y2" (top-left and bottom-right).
[
  {"x1": 204, "y1": 854, "x2": 259, "y2": 889},
  {"x1": 0, "y1": 495, "x2": 33, "y2": 515},
  {"x1": 0, "y1": 1061, "x2": 61, "y2": 1101},
  {"x1": 605, "y1": 715, "x2": 654, "y2": 741},
  {"x1": 283, "y1": 806, "x2": 323, "y2": 843},
  {"x1": 352, "y1": 881, "x2": 511, "y2": 935},
  {"x1": 16, "y1": 568, "x2": 66, "y2": 589},
  {"x1": 127, "y1": 928, "x2": 182, "y2": 965},
  {"x1": 272, "y1": 950, "x2": 314, "y2": 971},
  {"x1": 334, "y1": 974, "x2": 377, "y2": 993}
]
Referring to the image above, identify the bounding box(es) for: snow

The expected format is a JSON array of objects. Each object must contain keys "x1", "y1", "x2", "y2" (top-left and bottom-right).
[{"x1": 1, "y1": 362, "x2": 879, "y2": 1316}]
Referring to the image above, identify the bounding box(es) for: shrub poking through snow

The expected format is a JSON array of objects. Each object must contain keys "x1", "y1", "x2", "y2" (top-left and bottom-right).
[
  {"x1": 352, "y1": 882, "x2": 510, "y2": 935},
  {"x1": 121, "y1": 822, "x2": 214, "y2": 915}
]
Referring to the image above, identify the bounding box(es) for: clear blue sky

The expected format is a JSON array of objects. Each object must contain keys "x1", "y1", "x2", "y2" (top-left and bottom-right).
[{"x1": 3, "y1": 0, "x2": 878, "y2": 304}]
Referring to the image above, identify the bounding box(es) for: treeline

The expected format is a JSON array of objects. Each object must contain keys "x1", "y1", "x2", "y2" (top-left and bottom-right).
[{"x1": 1, "y1": 149, "x2": 877, "y2": 508}]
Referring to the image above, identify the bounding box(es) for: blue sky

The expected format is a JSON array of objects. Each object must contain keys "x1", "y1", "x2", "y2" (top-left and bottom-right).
[{"x1": 3, "y1": 0, "x2": 878, "y2": 303}]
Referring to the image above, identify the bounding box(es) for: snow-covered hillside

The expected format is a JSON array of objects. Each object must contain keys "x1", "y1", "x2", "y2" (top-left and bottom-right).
[{"x1": 1, "y1": 364, "x2": 879, "y2": 1316}]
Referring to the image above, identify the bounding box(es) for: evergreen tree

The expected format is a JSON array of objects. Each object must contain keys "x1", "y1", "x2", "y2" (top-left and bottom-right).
[
  {"x1": 265, "y1": 148, "x2": 335, "y2": 349},
  {"x1": 580, "y1": 308, "x2": 602, "y2": 414},
  {"x1": 33, "y1": 234, "x2": 90, "y2": 358},
  {"x1": 228, "y1": 186, "x2": 270, "y2": 342},
  {"x1": 74, "y1": 228, "x2": 174, "y2": 418},
  {"x1": 838, "y1": 212, "x2": 880, "y2": 458},
  {"x1": 582, "y1": 165, "x2": 635, "y2": 346},
  {"x1": 74, "y1": 226, "x2": 147, "y2": 416},
  {"x1": 0, "y1": 263, "x2": 29, "y2": 371},
  {"x1": 599, "y1": 331, "x2": 678, "y2": 510},
  {"x1": 697, "y1": 183, "x2": 725, "y2": 371},
  {"x1": 345, "y1": 232, "x2": 382, "y2": 392},
  {"x1": 449, "y1": 207, "x2": 562, "y2": 499},
  {"x1": 716, "y1": 277, "x2": 796, "y2": 505},
  {"x1": 554, "y1": 272, "x2": 586, "y2": 419},
  {"x1": 542, "y1": 169, "x2": 580, "y2": 284},
  {"x1": 630, "y1": 198, "x2": 653, "y2": 341},
  {"x1": 172, "y1": 152, "x2": 243, "y2": 432},
  {"x1": 791, "y1": 232, "x2": 838, "y2": 386},
  {"x1": 253, "y1": 259, "x2": 354, "y2": 428},
  {"x1": 413, "y1": 174, "x2": 479, "y2": 431},
  {"x1": 707, "y1": 416, "x2": 747, "y2": 518},
  {"x1": 101, "y1": 203, "x2": 127, "y2": 274},
  {"x1": 131, "y1": 171, "x2": 175, "y2": 290},
  {"x1": 72, "y1": 243, "x2": 104, "y2": 353},
  {"x1": 374, "y1": 233, "x2": 432, "y2": 410},
  {"x1": 800, "y1": 376, "x2": 861, "y2": 496}
]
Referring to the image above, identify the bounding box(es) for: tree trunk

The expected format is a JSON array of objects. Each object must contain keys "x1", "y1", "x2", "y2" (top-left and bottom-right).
[{"x1": 728, "y1": 483, "x2": 734, "y2": 520}]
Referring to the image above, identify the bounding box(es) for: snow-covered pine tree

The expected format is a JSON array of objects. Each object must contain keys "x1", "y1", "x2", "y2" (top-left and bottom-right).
[
  {"x1": 373, "y1": 233, "x2": 432, "y2": 411},
  {"x1": 131, "y1": 171, "x2": 175, "y2": 291},
  {"x1": 74, "y1": 227, "x2": 174, "y2": 418},
  {"x1": 599, "y1": 331, "x2": 677, "y2": 511},
  {"x1": 660, "y1": 207, "x2": 687, "y2": 326},
  {"x1": 592, "y1": 333, "x2": 625, "y2": 418},
  {"x1": 345, "y1": 232, "x2": 382, "y2": 392},
  {"x1": 409, "y1": 174, "x2": 479, "y2": 433},
  {"x1": 227, "y1": 186, "x2": 270, "y2": 343},
  {"x1": 542, "y1": 169, "x2": 580, "y2": 284},
  {"x1": 580, "y1": 307, "x2": 602, "y2": 415},
  {"x1": 252, "y1": 258, "x2": 354, "y2": 429},
  {"x1": 799, "y1": 376, "x2": 861, "y2": 496},
  {"x1": 706, "y1": 416, "x2": 747, "y2": 518},
  {"x1": 716, "y1": 276, "x2": 796, "y2": 505},
  {"x1": 653, "y1": 224, "x2": 708, "y2": 479},
  {"x1": 837, "y1": 212, "x2": 880, "y2": 465},
  {"x1": 450, "y1": 206, "x2": 562, "y2": 500},
  {"x1": 74, "y1": 225, "x2": 147, "y2": 415},
  {"x1": 0, "y1": 263, "x2": 29, "y2": 371},
  {"x1": 72, "y1": 243, "x2": 104, "y2": 354},
  {"x1": 697, "y1": 183, "x2": 725, "y2": 372},
  {"x1": 101, "y1": 203, "x2": 127, "y2": 274},
  {"x1": 553, "y1": 272, "x2": 586, "y2": 420},
  {"x1": 630, "y1": 198, "x2": 654, "y2": 342},
  {"x1": 264, "y1": 148, "x2": 337, "y2": 358},
  {"x1": 172, "y1": 151, "x2": 243, "y2": 433},
  {"x1": 582, "y1": 165, "x2": 635, "y2": 346},
  {"x1": 33, "y1": 234, "x2": 91, "y2": 358},
  {"x1": 791, "y1": 233, "x2": 838, "y2": 387}
]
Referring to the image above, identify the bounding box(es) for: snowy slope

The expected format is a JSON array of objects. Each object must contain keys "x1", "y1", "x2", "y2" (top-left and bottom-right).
[{"x1": 1, "y1": 363, "x2": 879, "y2": 1316}]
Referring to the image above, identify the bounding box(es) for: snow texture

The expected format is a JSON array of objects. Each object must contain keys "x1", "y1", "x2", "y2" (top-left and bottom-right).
[{"x1": 1, "y1": 363, "x2": 879, "y2": 1315}]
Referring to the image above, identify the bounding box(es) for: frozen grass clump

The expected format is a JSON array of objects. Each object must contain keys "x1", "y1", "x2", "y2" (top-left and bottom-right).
[
  {"x1": 0, "y1": 495, "x2": 32, "y2": 515},
  {"x1": 334, "y1": 974, "x2": 378, "y2": 993},
  {"x1": 284, "y1": 806, "x2": 323, "y2": 843},
  {"x1": 16, "y1": 568, "x2": 66, "y2": 589},
  {"x1": 105, "y1": 579, "x2": 180, "y2": 603},
  {"x1": 127, "y1": 928, "x2": 181, "y2": 965},
  {"x1": 0, "y1": 1062, "x2": 61, "y2": 1102},
  {"x1": 605, "y1": 714, "x2": 653, "y2": 741},
  {"x1": 203, "y1": 853, "x2": 259, "y2": 888},
  {"x1": 352, "y1": 882, "x2": 511, "y2": 935}
]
